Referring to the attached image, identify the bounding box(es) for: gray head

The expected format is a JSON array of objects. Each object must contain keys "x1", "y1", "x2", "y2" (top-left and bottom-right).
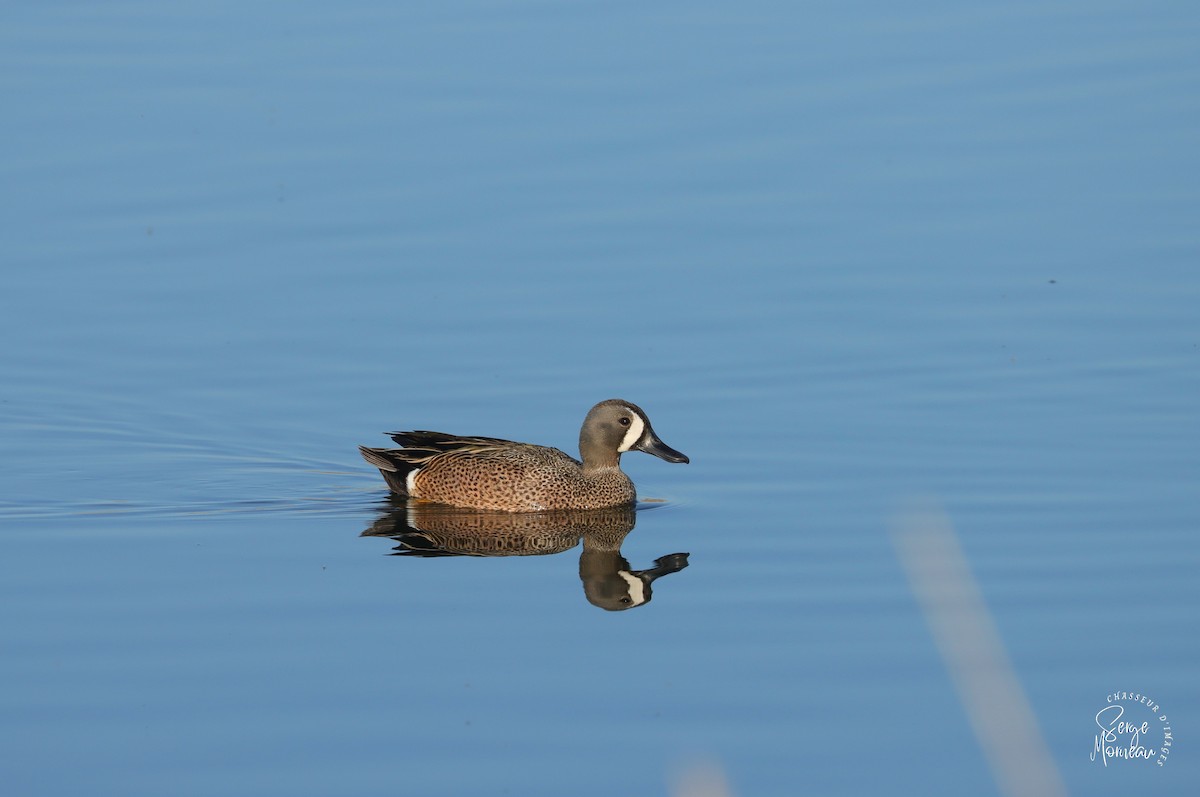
[{"x1": 578, "y1": 399, "x2": 689, "y2": 470}]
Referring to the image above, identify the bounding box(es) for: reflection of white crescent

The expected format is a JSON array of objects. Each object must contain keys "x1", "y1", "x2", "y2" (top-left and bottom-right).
[{"x1": 618, "y1": 570, "x2": 648, "y2": 606}]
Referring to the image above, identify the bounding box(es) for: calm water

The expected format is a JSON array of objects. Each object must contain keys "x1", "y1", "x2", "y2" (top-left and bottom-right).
[{"x1": 2, "y1": 2, "x2": 1197, "y2": 795}]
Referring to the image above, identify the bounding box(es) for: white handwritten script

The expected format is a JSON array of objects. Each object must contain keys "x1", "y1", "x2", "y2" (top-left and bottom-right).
[{"x1": 1091, "y1": 693, "x2": 1172, "y2": 767}]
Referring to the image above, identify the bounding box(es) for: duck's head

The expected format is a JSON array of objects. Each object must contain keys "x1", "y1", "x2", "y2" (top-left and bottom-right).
[{"x1": 579, "y1": 399, "x2": 689, "y2": 468}]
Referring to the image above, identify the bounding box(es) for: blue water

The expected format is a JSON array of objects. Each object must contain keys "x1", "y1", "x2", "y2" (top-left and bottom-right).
[{"x1": 2, "y1": 2, "x2": 1197, "y2": 795}]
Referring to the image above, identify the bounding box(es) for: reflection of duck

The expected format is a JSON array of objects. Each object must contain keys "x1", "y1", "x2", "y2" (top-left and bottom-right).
[
  {"x1": 362, "y1": 502, "x2": 688, "y2": 611},
  {"x1": 358, "y1": 399, "x2": 688, "y2": 511}
]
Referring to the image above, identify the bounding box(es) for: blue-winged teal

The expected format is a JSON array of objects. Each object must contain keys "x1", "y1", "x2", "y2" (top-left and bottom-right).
[{"x1": 359, "y1": 399, "x2": 688, "y2": 511}]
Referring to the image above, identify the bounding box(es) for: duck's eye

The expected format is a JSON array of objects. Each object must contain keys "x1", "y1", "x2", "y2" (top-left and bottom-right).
[{"x1": 619, "y1": 417, "x2": 631, "y2": 426}]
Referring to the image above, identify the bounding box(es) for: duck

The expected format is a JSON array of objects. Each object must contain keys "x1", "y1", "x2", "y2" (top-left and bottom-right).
[{"x1": 358, "y1": 399, "x2": 688, "y2": 511}]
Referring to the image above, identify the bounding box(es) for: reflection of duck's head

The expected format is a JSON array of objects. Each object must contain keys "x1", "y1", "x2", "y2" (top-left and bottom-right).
[
  {"x1": 580, "y1": 535, "x2": 689, "y2": 611},
  {"x1": 361, "y1": 501, "x2": 688, "y2": 610}
]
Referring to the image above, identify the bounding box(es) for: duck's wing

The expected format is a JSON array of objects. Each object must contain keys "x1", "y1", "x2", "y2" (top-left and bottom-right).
[
  {"x1": 360, "y1": 432, "x2": 526, "y2": 494},
  {"x1": 387, "y1": 430, "x2": 519, "y2": 451}
]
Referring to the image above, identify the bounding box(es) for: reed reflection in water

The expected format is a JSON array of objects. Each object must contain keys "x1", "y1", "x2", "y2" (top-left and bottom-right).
[{"x1": 362, "y1": 502, "x2": 689, "y2": 611}]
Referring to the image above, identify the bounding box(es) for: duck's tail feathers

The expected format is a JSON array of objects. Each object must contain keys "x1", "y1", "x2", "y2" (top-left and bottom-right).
[{"x1": 358, "y1": 445, "x2": 421, "y2": 496}]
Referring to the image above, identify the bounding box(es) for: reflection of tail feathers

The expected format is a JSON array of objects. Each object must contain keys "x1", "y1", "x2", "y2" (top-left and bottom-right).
[{"x1": 388, "y1": 531, "x2": 465, "y2": 558}]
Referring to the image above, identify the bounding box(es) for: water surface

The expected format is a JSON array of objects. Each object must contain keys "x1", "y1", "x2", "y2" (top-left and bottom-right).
[{"x1": 2, "y1": 2, "x2": 1197, "y2": 795}]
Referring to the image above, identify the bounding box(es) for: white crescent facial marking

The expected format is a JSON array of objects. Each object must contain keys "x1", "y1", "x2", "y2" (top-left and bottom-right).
[
  {"x1": 617, "y1": 414, "x2": 645, "y2": 453},
  {"x1": 617, "y1": 570, "x2": 648, "y2": 606}
]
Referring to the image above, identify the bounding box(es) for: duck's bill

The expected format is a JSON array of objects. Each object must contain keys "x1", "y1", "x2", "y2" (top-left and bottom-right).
[{"x1": 636, "y1": 431, "x2": 689, "y2": 464}]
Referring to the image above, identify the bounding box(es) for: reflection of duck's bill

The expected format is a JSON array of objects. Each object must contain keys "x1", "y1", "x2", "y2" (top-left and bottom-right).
[
  {"x1": 628, "y1": 553, "x2": 691, "y2": 606},
  {"x1": 640, "y1": 552, "x2": 690, "y2": 580}
]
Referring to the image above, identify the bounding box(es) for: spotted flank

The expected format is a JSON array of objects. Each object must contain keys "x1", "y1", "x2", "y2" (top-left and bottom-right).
[{"x1": 359, "y1": 399, "x2": 688, "y2": 512}]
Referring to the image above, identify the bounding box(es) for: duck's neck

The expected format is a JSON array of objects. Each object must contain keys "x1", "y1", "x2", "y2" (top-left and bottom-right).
[{"x1": 580, "y1": 448, "x2": 622, "y2": 474}]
